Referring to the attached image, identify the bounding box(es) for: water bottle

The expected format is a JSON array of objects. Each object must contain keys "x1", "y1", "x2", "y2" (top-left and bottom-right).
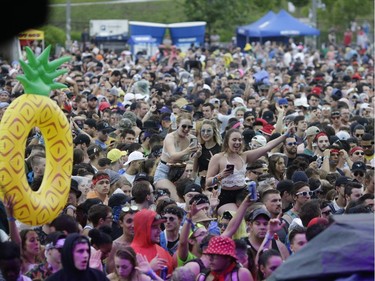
[
  {"x1": 170, "y1": 112, "x2": 177, "y2": 130},
  {"x1": 247, "y1": 181, "x2": 258, "y2": 201}
]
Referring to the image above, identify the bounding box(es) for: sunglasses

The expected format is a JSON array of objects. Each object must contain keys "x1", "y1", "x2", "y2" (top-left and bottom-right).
[
  {"x1": 181, "y1": 124, "x2": 193, "y2": 130},
  {"x1": 287, "y1": 142, "x2": 297, "y2": 146},
  {"x1": 296, "y1": 191, "x2": 313, "y2": 197},
  {"x1": 164, "y1": 216, "x2": 176, "y2": 222},
  {"x1": 322, "y1": 210, "x2": 331, "y2": 216},
  {"x1": 222, "y1": 211, "x2": 233, "y2": 220},
  {"x1": 122, "y1": 205, "x2": 139, "y2": 213},
  {"x1": 354, "y1": 151, "x2": 364, "y2": 156},
  {"x1": 312, "y1": 188, "x2": 324, "y2": 195},
  {"x1": 218, "y1": 223, "x2": 228, "y2": 229},
  {"x1": 251, "y1": 170, "x2": 263, "y2": 176},
  {"x1": 206, "y1": 186, "x2": 219, "y2": 192},
  {"x1": 154, "y1": 190, "x2": 168, "y2": 197},
  {"x1": 355, "y1": 134, "x2": 364, "y2": 138},
  {"x1": 354, "y1": 171, "x2": 364, "y2": 177},
  {"x1": 362, "y1": 145, "x2": 373, "y2": 148}
]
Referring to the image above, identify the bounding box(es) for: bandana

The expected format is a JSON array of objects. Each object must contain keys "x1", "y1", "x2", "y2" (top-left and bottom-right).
[
  {"x1": 92, "y1": 174, "x2": 110, "y2": 185},
  {"x1": 211, "y1": 262, "x2": 237, "y2": 281},
  {"x1": 314, "y1": 132, "x2": 328, "y2": 142},
  {"x1": 330, "y1": 148, "x2": 340, "y2": 154},
  {"x1": 232, "y1": 122, "x2": 241, "y2": 129}
]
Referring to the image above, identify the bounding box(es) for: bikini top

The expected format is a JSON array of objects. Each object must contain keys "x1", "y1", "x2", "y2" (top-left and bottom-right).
[{"x1": 220, "y1": 157, "x2": 247, "y2": 188}]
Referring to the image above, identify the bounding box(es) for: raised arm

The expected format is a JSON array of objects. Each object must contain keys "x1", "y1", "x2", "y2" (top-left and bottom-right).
[
  {"x1": 255, "y1": 213, "x2": 286, "y2": 266},
  {"x1": 273, "y1": 103, "x2": 286, "y2": 134},
  {"x1": 222, "y1": 194, "x2": 253, "y2": 238},
  {"x1": 245, "y1": 123, "x2": 294, "y2": 163},
  {"x1": 177, "y1": 203, "x2": 201, "y2": 263},
  {"x1": 3, "y1": 194, "x2": 21, "y2": 246}
]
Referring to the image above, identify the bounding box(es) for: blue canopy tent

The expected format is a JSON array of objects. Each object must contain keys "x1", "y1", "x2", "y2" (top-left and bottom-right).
[
  {"x1": 236, "y1": 11, "x2": 276, "y2": 49},
  {"x1": 168, "y1": 21, "x2": 206, "y2": 52},
  {"x1": 258, "y1": 9, "x2": 320, "y2": 37},
  {"x1": 236, "y1": 9, "x2": 320, "y2": 49}
]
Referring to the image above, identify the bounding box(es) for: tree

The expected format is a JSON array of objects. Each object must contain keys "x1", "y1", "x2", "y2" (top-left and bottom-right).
[
  {"x1": 289, "y1": 0, "x2": 309, "y2": 8},
  {"x1": 321, "y1": 0, "x2": 373, "y2": 25},
  {"x1": 181, "y1": 0, "x2": 250, "y2": 39}
]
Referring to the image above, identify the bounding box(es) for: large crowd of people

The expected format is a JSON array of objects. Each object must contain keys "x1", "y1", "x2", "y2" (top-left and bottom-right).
[{"x1": 0, "y1": 35, "x2": 373, "y2": 281}]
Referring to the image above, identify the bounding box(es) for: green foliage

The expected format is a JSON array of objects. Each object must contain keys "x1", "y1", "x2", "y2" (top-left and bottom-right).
[
  {"x1": 289, "y1": 0, "x2": 309, "y2": 8},
  {"x1": 48, "y1": 0, "x2": 186, "y2": 31},
  {"x1": 181, "y1": 0, "x2": 250, "y2": 35},
  {"x1": 41, "y1": 25, "x2": 66, "y2": 48},
  {"x1": 317, "y1": 0, "x2": 373, "y2": 43},
  {"x1": 46, "y1": 0, "x2": 373, "y2": 44}
]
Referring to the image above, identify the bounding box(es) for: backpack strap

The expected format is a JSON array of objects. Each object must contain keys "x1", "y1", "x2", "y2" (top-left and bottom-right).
[
  {"x1": 196, "y1": 272, "x2": 207, "y2": 281},
  {"x1": 185, "y1": 258, "x2": 207, "y2": 273},
  {"x1": 228, "y1": 265, "x2": 243, "y2": 281}
]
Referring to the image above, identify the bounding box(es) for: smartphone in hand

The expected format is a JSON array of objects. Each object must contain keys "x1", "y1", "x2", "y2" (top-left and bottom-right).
[
  {"x1": 190, "y1": 138, "x2": 198, "y2": 147},
  {"x1": 226, "y1": 164, "x2": 235, "y2": 173}
]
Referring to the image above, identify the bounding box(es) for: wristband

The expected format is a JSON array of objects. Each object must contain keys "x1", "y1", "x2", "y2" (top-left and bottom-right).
[
  {"x1": 66, "y1": 205, "x2": 76, "y2": 211},
  {"x1": 212, "y1": 177, "x2": 218, "y2": 185},
  {"x1": 185, "y1": 217, "x2": 193, "y2": 225},
  {"x1": 7, "y1": 217, "x2": 16, "y2": 222},
  {"x1": 216, "y1": 174, "x2": 223, "y2": 182},
  {"x1": 146, "y1": 269, "x2": 157, "y2": 280}
]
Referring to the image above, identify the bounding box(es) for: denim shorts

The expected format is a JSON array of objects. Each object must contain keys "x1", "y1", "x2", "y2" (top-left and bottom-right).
[{"x1": 153, "y1": 161, "x2": 170, "y2": 183}]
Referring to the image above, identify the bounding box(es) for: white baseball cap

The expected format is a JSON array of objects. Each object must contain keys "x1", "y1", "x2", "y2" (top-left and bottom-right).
[
  {"x1": 124, "y1": 151, "x2": 145, "y2": 166},
  {"x1": 124, "y1": 93, "x2": 135, "y2": 101},
  {"x1": 252, "y1": 135, "x2": 267, "y2": 146}
]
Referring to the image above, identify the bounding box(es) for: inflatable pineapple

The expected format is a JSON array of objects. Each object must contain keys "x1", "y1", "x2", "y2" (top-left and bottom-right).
[{"x1": 0, "y1": 46, "x2": 73, "y2": 225}]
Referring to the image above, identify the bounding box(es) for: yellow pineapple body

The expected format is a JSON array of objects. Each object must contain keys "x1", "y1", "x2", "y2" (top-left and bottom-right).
[{"x1": 0, "y1": 94, "x2": 73, "y2": 225}]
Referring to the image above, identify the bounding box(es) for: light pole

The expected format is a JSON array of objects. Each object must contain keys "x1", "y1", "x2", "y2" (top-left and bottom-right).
[
  {"x1": 66, "y1": 0, "x2": 71, "y2": 50},
  {"x1": 311, "y1": 0, "x2": 317, "y2": 49}
]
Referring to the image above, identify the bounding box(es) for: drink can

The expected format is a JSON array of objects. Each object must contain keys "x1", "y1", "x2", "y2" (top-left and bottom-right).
[
  {"x1": 248, "y1": 181, "x2": 258, "y2": 201},
  {"x1": 160, "y1": 266, "x2": 168, "y2": 280}
]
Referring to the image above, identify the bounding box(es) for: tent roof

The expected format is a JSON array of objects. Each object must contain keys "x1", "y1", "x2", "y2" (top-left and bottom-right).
[
  {"x1": 237, "y1": 11, "x2": 276, "y2": 37},
  {"x1": 237, "y1": 9, "x2": 319, "y2": 38},
  {"x1": 258, "y1": 9, "x2": 319, "y2": 37},
  {"x1": 268, "y1": 214, "x2": 374, "y2": 281}
]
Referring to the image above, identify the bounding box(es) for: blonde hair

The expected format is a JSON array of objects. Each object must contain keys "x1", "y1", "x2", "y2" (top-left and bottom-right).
[
  {"x1": 176, "y1": 112, "x2": 192, "y2": 124},
  {"x1": 198, "y1": 119, "x2": 222, "y2": 146}
]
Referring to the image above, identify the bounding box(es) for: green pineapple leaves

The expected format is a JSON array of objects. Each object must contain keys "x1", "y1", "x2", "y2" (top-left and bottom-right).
[{"x1": 16, "y1": 45, "x2": 71, "y2": 96}]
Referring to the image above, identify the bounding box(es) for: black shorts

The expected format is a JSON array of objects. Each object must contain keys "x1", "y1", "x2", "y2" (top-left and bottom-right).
[{"x1": 218, "y1": 188, "x2": 246, "y2": 209}]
